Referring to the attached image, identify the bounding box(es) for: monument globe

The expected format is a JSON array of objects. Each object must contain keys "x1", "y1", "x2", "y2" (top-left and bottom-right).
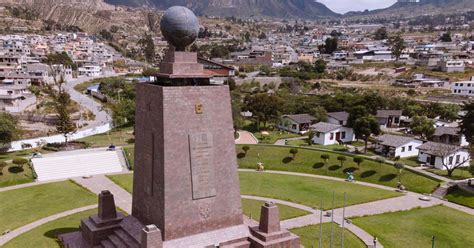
[{"x1": 160, "y1": 6, "x2": 199, "y2": 51}]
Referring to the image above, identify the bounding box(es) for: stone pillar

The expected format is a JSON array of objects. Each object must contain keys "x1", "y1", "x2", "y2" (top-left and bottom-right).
[
  {"x1": 141, "y1": 225, "x2": 163, "y2": 248},
  {"x1": 259, "y1": 202, "x2": 281, "y2": 234},
  {"x1": 98, "y1": 190, "x2": 117, "y2": 220}
]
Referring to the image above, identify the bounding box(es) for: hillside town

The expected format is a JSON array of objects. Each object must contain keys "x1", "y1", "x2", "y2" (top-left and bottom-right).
[{"x1": 0, "y1": 1, "x2": 474, "y2": 248}]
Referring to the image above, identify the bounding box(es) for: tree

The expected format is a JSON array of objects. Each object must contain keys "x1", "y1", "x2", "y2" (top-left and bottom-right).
[
  {"x1": 337, "y1": 155, "x2": 347, "y2": 168},
  {"x1": 353, "y1": 157, "x2": 364, "y2": 170},
  {"x1": 410, "y1": 115, "x2": 435, "y2": 139},
  {"x1": 0, "y1": 113, "x2": 19, "y2": 145},
  {"x1": 244, "y1": 93, "x2": 284, "y2": 129},
  {"x1": 307, "y1": 131, "x2": 315, "y2": 146},
  {"x1": 54, "y1": 78, "x2": 76, "y2": 145},
  {"x1": 321, "y1": 154, "x2": 330, "y2": 173},
  {"x1": 45, "y1": 52, "x2": 76, "y2": 70},
  {"x1": 258, "y1": 32, "x2": 267, "y2": 40},
  {"x1": 290, "y1": 148, "x2": 298, "y2": 159},
  {"x1": 374, "y1": 27, "x2": 388, "y2": 40},
  {"x1": 314, "y1": 59, "x2": 327, "y2": 74},
  {"x1": 324, "y1": 37, "x2": 338, "y2": 54},
  {"x1": 242, "y1": 146, "x2": 250, "y2": 155},
  {"x1": 470, "y1": 163, "x2": 474, "y2": 177},
  {"x1": 353, "y1": 115, "x2": 380, "y2": 153},
  {"x1": 440, "y1": 32, "x2": 452, "y2": 42},
  {"x1": 0, "y1": 161, "x2": 7, "y2": 175},
  {"x1": 138, "y1": 33, "x2": 155, "y2": 63},
  {"x1": 436, "y1": 147, "x2": 470, "y2": 177},
  {"x1": 111, "y1": 98, "x2": 136, "y2": 127},
  {"x1": 99, "y1": 29, "x2": 113, "y2": 41},
  {"x1": 389, "y1": 34, "x2": 406, "y2": 61},
  {"x1": 394, "y1": 162, "x2": 405, "y2": 183},
  {"x1": 347, "y1": 105, "x2": 369, "y2": 128},
  {"x1": 460, "y1": 101, "x2": 474, "y2": 144},
  {"x1": 12, "y1": 157, "x2": 28, "y2": 169},
  {"x1": 311, "y1": 106, "x2": 328, "y2": 123}
]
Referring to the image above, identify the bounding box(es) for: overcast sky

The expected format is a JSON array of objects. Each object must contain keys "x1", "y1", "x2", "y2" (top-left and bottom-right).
[{"x1": 318, "y1": 0, "x2": 397, "y2": 14}]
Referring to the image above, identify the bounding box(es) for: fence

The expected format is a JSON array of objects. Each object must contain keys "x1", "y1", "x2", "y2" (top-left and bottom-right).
[{"x1": 7, "y1": 122, "x2": 112, "y2": 152}]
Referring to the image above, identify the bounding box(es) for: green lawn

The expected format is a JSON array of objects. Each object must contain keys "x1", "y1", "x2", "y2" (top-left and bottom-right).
[
  {"x1": 0, "y1": 181, "x2": 96, "y2": 232},
  {"x1": 78, "y1": 126, "x2": 134, "y2": 148},
  {"x1": 397, "y1": 156, "x2": 420, "y2": 167},
  {"x1": 444, "y1": 188, "x2": 474, "y2": 208},
  {"x1": 0, "y1": 163, "x2": 34, "y2": 188},
  {"x1": 254, "y1": 131, "x2": 301, "y2": 144},
  {"x1": 108, "y1": 173, "x2": 133, "y2": 193},
  {"x1": 3, "y1": 209, "x2": 96, "y2": 248},
  {"x1": 352, "y1": 205, "x2": 474, "y2": 248},
  {"x1": 123, "y1": 145, "x2": 135, "y2": 169},
  {"x1": 237, "y1": 145, "x2": 440, "y2": 194},
  {"x1": 240, "y1": 172, "x2": 399, "y2": 210},
  {"x1": 241, "y1": 198, "x2": 310, "y2": 221},
  {"x1": 291, "y1": 223, "x2": 365, "y2": 248},
  {"x1": 108, "y1": 172, "x2": 400, "y2": 210},
  {"x1": 426, "y1": 168, "x2": 472, "y2": 180},
  {"x1": 286, "y1": 140, "x2": 348, "y2": 151}
]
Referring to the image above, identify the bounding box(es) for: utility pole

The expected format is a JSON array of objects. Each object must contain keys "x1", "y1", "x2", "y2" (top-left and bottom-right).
[{"x1": 319, "y1": 195, "x2": 323, "y2": 248}]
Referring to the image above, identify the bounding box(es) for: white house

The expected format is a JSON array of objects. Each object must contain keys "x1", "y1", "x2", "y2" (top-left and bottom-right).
[
  {"x1": 278, "y1": 114, "x2": 317, "y2": 134},
  {"x1": 327, "y1": 111, "x2": 349, "y2": 126},
  {"x1": 417, "y1": 141, "x2": 470, "y2": 170},
  {"x1": 310, "y1": 122, "x2": 354, "y2": 146},
  {"x1": 374, "y1": 134, "x2": 423, "y2": 158},
  {"x1": 451, "y1": 76, "x2": 474, "y2": 97},
  {"x1": 439, "y1": 60, "x2": 465, "y2": 73},
  {"x1": 431, "y1": 126, "x2": 469, "y2": 147},
  {"x1": 78, "y1": 65, "x2": 102, "y2": 77}
]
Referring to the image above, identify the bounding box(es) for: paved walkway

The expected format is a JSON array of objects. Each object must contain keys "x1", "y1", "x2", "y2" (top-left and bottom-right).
[
  {"x1": 72, "y1": 175, "x2": 133, "y2": 214},
  {"x1": 0, "y1": 204, "x2": 97, "y2": 246},
  {"x1": 235, "y1": 131, "x2": 259, "y2": 145}
]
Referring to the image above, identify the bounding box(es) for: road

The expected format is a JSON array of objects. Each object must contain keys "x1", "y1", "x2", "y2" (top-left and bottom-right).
[{"x1": 63, "y1": 76, "x2": 112, "y2": 130}]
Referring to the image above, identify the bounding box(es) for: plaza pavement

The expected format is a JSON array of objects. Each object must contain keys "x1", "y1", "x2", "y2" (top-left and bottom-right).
[{"x1": 235, "y1": 131, "x2": 259, "y2": 145}]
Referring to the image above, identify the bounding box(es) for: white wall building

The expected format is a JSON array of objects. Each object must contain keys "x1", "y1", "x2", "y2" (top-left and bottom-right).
[
  {"x1": 327, "y1": 111, "x2": 349, "y2": 126},
  {"x1": 78, "y1": 65, "x2": 102, "y2": 77},
  {"x1": 451, "y1": 77, "x2": 474, "y2": 97},
  {"x1": 310, "y1": 122, "x2": 354, "y2": 146},
  {"x1": 417, "y1": 141, "x2": 470, "y2": 170},
  {"x1": 374, "y1": 134, "x2": 423, "y2": 158},
  {"x1": 278, "y1": 114, "x2": 316, "y2": 134}
]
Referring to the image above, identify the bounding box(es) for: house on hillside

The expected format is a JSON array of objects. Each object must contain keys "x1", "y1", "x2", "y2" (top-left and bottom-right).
[
  {"x1": 431, "y1": 126, "x2": 469, "y2": 147},
  {"x1": 309, "y1": 122, "x2": 354, "y2": 146},
  {"x1": 278, "y1": 114, "x2": 317, "y2": 134},
  {"x1": 327, "y1": 111, "x2": 349, "y2": 126},
  {"x1": 374, "y1": 134, "x2": 423, "y2": 158},
  {"x1": 417, "y1": 142, "x2": 470, "y2": 170},
  {"x1": 451, "y1": 76, "x2": 474, "y2": 97},
  {"x1": 376, "y1": 110, "x2": 403, "y2": 128}
]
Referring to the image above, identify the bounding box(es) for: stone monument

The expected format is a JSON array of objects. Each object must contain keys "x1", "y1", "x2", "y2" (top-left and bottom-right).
[{"x1": 60, "y1": 6, "x2": 300, "y2": 248}]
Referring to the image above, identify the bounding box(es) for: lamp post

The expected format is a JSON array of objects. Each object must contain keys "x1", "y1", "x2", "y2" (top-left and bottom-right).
[{"x1": 432, "y1": 236, "x2": 436, "y2": 248}]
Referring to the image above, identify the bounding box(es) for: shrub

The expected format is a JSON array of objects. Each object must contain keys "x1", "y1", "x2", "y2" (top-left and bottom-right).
[
  {"x1": 353, "y1": 157, "x2": 364, "y2": 169},
  {"x1": 375, "y1": 157, "x2": 385, "y2": 165},
  {"x1": 242, "y1": 146, "x2": 250, "y2": 154},
  {"x1": 289, "y1": 148, "x2": 298, "y2": 159},
  {"x1": 12, "y1": 157, "x2": 28, "y2": 168},
  {"x1": 0, "y1": 161, "x2": 7, "y2": 175}
]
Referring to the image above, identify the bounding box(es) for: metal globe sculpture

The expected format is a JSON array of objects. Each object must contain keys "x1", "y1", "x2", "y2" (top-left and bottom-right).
[{"x1": 160, "y1": 6, "x2": 199, "y2": 51}]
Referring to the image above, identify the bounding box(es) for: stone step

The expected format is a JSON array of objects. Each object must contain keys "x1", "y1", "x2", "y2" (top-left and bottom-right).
[
  {"x1": 114, "y1": 229, "x2": 140, "y2": 248},
  {"x1": 220, "y1": 240, "x2": 251, "y2": 248},
  {"x1": 108, "y1": 234, "x2": 127, "y2": 248},
  {"x1": 100, "y1": 240, "x2": 115, "y2": 248},
  {"x1": 432, "y1": 186, "x2": 449, "y2": 199}
]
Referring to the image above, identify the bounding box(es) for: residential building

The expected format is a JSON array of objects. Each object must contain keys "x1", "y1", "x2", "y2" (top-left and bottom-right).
[
  {"x1": 431, "y1": 126, "x2": 469, "y2": 147},
  {"x1": 451, "y1": 77, "x2": 474, "y2": 96},
  {"x1": 78, "y1": 65, "x2": 102, "y2": 77},
  {"x1": 376, "y1": 110, "x2": 403, "y2": 128},
  {"x1": 327, "y1": 111, "x2": 349, "y2": 126},
  {"x1": 310, "y1": 122, "x2": 354, "y2": 146},
  {"x1": 374, "y1": 134, "x2": 423, "y2": 158},
  {"x1": 417, "y1": 141, "x2": 470, "y2": 170},
  {"x1": 0, "y1": 84, "x2": 36, "y2": 113},
  {"x1": 439, "y1": 60, "x2": 465, "y2": 73},
  {"x1": 278, "y1": 114, "x2": 317, "y2": 134}
]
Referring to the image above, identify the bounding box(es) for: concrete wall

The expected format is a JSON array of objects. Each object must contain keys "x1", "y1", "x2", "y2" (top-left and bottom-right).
[{"x1": 7, "y1": 123, "x2": 112, "y2": 152}]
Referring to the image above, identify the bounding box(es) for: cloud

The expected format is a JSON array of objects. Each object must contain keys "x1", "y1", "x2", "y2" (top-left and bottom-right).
[{"x1": 318, "y1": 0, "x2": 397, "y2": 14}]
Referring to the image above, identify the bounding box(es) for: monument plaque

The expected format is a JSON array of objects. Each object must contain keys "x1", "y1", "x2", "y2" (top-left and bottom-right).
[{"x1": 189, "y1": 132, "x2": 216, "y2": 200}]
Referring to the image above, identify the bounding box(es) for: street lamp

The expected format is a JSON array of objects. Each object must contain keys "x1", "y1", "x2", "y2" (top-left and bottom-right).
[{"x1": 432, "y1": 236, "x2": 436, "y2": 248}]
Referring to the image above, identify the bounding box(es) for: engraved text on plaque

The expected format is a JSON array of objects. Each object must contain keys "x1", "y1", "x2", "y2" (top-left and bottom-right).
[{"x1": 189, "y1": 132, "x2": 216, "y2": 200}]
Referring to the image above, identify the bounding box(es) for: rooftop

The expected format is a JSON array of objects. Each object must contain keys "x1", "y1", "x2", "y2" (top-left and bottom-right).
[
  {"x1": 417, "y1": 141, "x2": 462, "y2": 157},
  {"x1": 375, "y1": 134, "x2": 417, "y2": 148},
  {"x1": 328, "y1": 111, "x2": 349, "y2": 121},
  {"x1": 376, "y1": 110, "x2": 403, "y2": 118},
  {"x1": 310, "y1": 122, "x2": 341, "y2": 133},
  {"x1": 282, "y1": 114, "x2": 316, "y2": 124}
]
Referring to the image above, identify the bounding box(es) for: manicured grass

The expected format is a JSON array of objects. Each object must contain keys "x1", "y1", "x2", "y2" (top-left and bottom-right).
[
  {"x1": 444, "y1": 188, "x2": 474, "y2": 208},
  {"x1": 241, "y1": 198, "x2": 310, "y2": 221},
  {"x1": 3, "y1": 209, "x2": 97, "y2": 248},
  {"x1": 108, "y1": 172, "x2": 399, "y2": 210},
  {"x1": 254, "y1": 131, "x2": 301, "y2": 144},
  {"x1": 0, "y1": 164, "x2": 34, "y2": 188},
  {"x1": 239, "y1": 172, "x2": 400, "y2": 210},
  {"x1": 123, "y1": 145, "x2": 135, "y2": 169},
  {"x1": 108, "y1": 173, "x2": 133, "y2": 193},
  {"x1": 352, "y1": 205, "x2": 474, "y2": 248},
  {"x1": 291, "y1": 223, "x2": 365, "y2": 248},
  {"x1": 286, "y1": 140, "x2": 349, "y2": 151},
  {"x1": 397, "y1": 156, "x2": 420, "y2": 167},
  {"x1": 0, "y1": 181, "x2": 96, "y2": 232},
  {"x1": 426, "y1": 167, "x2": 472, "y2": 180},
  {"x1": 237, "y1": 145, "x2": 440, "y2": 194},
  {"x1": 78, "y1": 126, "x2": 134, "y2": 148}
]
